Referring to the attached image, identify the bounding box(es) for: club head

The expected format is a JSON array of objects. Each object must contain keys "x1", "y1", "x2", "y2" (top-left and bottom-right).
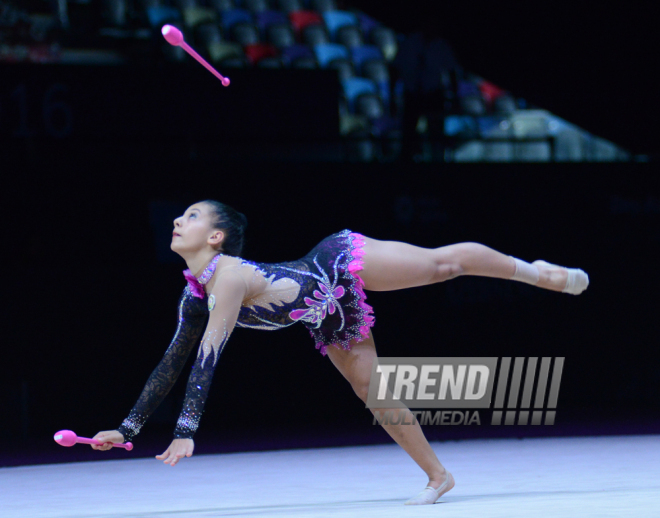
[
  {"x1": 54, "y1": 429, "x2": 77, "y2": 447},
  {"x1": 162, "y1": 25, "x2": 184, "y2": 46}
]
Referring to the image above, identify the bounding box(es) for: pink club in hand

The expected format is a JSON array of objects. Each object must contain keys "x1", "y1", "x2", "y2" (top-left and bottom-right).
[
  {"x1": 53, "y1": 430, "x2": 134, "y2": 451},
  {"x1": 161, "y1": 24, "x2": 231, "y2": 87}
]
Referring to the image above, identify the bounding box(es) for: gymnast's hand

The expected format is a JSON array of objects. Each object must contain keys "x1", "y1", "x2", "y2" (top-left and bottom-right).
[
  {"x1": 91, "y1": 430, "x2": 125, "y2": 451},
  {"x1": 156, "y1": 438, "x2": 195, "y2": 466}
]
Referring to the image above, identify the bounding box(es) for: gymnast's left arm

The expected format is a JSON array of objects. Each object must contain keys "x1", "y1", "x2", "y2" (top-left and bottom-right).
[{"x1": 156, "y1": 270, "x2": 247, "y2": 466}]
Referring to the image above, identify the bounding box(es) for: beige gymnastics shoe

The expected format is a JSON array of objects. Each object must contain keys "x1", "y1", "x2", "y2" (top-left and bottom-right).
[
  {"x1": 533, "y1": 260, "x2": 590, "y2": 295},
  {"x1": 404, "y1": 471, "x2": 455, "y2": 505}
]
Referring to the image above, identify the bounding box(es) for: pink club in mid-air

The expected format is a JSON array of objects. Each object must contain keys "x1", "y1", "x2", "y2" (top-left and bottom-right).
[{"x1": 161, "y1": 24, "x2": 231, "y2": 87}]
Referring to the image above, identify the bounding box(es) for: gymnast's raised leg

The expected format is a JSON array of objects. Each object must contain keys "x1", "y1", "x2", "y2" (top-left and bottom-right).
[{"x1": 357, "y1": 237, "x2": 589, "y2": 295}]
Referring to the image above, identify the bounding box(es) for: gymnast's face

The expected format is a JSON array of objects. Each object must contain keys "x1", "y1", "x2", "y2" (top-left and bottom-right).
[{"x1": 171, "y1": 203, "x2": 224, "y2": 255}]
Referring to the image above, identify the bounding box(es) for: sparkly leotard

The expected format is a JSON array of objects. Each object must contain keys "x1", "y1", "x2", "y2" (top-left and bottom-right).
[{"x1": 117, "y1": 230, "x2": 375, "y2": 442}]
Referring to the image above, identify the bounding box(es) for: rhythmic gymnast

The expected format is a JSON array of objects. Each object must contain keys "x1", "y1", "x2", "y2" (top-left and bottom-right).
[{"x1": 92, "y1": 200, "x2": 588, "y2": 505}]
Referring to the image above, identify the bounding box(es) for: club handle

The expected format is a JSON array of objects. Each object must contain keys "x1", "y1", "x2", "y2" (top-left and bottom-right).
[
  {"x1": 180, "y1": 41, "x2": 230, "y2": 87},
  {"x1": 81, "y1": 437, "x2": 134, "y2": 450}
]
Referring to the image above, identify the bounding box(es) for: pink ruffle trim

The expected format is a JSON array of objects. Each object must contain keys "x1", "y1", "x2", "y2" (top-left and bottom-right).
[{"x1": 315, "y1": 232, "x2": 375, "y2": 356}]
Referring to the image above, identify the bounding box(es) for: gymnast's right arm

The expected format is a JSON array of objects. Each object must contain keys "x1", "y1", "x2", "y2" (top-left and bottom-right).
[{"x1": 91, "y1": 286, "x2": 208, "y2": 450}]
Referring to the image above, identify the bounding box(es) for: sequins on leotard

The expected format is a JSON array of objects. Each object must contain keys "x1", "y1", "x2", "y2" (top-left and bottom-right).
[{"x1": 117, "y1": 230, "x2": 375, "y2": 442}]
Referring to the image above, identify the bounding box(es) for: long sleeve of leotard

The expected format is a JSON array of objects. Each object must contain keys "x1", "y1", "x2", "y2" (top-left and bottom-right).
[
  {"x1": 116, "y1": 286, "x2": 208, "y2": 442},
  {"x1": 171, "y1": 270, "x2": 246, "y2": 439}
]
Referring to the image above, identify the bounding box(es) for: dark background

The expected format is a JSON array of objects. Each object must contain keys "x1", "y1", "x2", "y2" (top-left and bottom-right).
[
  {"x1": 352, "y1": 1, "x2": 659, "y2": 157},
  {"x1": 1, "y1": 2, "x2": 659, "y2": 467}
]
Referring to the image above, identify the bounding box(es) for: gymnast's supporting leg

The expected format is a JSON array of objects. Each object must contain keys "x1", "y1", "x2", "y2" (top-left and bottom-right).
[
  {"x1": 326, "y1": 330, "x2": 455, "y2": 505},
  {"x1": 357, "y1": 237, "x2": 588, "y2": 294}
]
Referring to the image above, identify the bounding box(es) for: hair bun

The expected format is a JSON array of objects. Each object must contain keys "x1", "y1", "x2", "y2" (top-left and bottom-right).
[{"x1": 238, "y1": 212, "x2": 248, "y2": 229}]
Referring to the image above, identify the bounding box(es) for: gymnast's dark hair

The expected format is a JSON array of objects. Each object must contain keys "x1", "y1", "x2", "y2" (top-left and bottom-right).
[{"x1": 200, "y1": 200, "x2": 247, "y2": 257}]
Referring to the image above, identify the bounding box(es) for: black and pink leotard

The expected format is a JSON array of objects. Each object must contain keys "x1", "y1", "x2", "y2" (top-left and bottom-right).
[{"x1": 117, "y1": 230, "x2": 375, "y2": 441}]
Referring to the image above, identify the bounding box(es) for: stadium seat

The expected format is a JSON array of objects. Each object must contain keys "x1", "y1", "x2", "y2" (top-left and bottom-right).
[
  {"x1": 232, "y1": 22, "x2": 260, "y2": 45},
  {"x1": 138, "y1": 0, "x2": 160, "y2": 6},
  {"x1": 357, "y1": 12, "x2": 379, "y2": 39},
  {"x1": 329, "y1": 58, "x2": 355, "y2": 81},
  {"x1": 337, "y1": 25, "x2": 363, "y2": 48},
  {"x1": 236, "y1": 25, "x2": 263, "y2": 47},
  {"x1": 493, "y1": 95, "x2": 517, "y2": 115},
  {"x1": 175, "y1": 0, "x2": 199, "y2": 8},
  {"x1": 453, "y1": 141, "x2": 484, "y2": 161},
  {"x1": 209, "y1": 0, "x2": 234, "y2": 13},
  {"x1": 267, "y1": 24, "x2": 295, "y2": 49},
  {"x1": 221, "y1": 9, "x2": 252, "y2": 30},
  {"x1": 510, "y1": 110, "x2": 550, "y2": 138},
  {"x1": 322, "y1": 10, "x2": 357, "y2": 40},
  {"x1": 356, "y1": 94, "x2": 383, "y2": 119},
  {"x1": 478, "y1": 80, "x2": 505, "y2": 106},
  {"x1": 460, "y1": 96, "x2": 486, "y2": 117},
  {"x1": 477, "y1": 116, "x2": 512, "y2": 138},
  {"x1": 362, "y1": 59, "x2": 388, "y2": 82},
  {"x1": 457, "y1": 80, "x2": 486, "y2": 116},
  {"x1": 146, "y1": 6, "x2": 181, "y2": 27},
  {"x1": 311, "y1": 0, "x2": 337, "y2": 12},
  {"x1": 457, "y1": 79, "x2": 480, "y2": 98},
  {"x1": 103, "y1": 0, "x2": 128, "y2": 27},
  {"x1": 342, "y1": 77, "x2": 377, "y2": 112},
  {"x1": 444, "y1": 115, "x2": 478, "y2": 138},
  {"x1": 281, "y1": 44, "x2": 315, "y2": 66},
  {"x1": 314, "y1": 43, "x2": 348, "y2": 67},
  {"x1": 303, "y1": 24, "x2": 329, "y2": 45},
  {"x1": 292, "y1": 57, "x2": 317, "y2": 68},
  {"x1": 278, "y1": 0, "x2": 303, "y2": 13},
  {"x1": 182, "y1": 7, "x2": 216, "y2": 28},
  {"x1": 362, "y1": 60, "x2": 390, "y2": 107},
  {"x1": 515, "y1": 142, "x2": 551, "y2": 161},
  {"x1": 289, "y1": 10, "x2": 323, "y2": 33},
  {"x1": 350, "y1": 45, "x2": 382, "y2": 72},
  {"x1": 193, "y1": 22, "x2": 223, "y2": 51},
  {"x1": 208, "y1": 41, "x2": 243, "y2": 63},
  {"x1": 340, "y1": 113, "x2": 369, "y2": 136},
  {"x1": 370, "y1": 115, "x2": 400, "y2": 137},
  {"x1": 484, "y1": 142, "x2": 514, "y2": 161},
  {"x1": 255, "y1": 10, "x2": 288, "y2": 33},
  {"x1": 245, "y1": 0, "x2": 269, "y2": 13},
  {"x1": 244, "y1": 43, "x2": 277, "y2": 64},
  {"x1": 220, "y1": 56, "x2": 248, "y2": 67},
  {"x1": 257, "y1": 56, "x2": 282, "y2": 68},
  {"x1": 370, "y1": 26, "x2": 397, "y2": 61}
]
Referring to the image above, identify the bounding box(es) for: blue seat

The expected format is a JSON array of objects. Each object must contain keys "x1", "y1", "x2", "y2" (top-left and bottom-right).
[
  {"x1": 444, "y1": 115, "x2": 478, "y2": 138},
  {"x1": 357, "y1": 12, "x2": 379, "y2": 39},
  {"x1": 351, "y1": 45, "x2": 382, "y2": 72},
  {"x1": 342, "y1": 77, "x2": 377, "y2": 112},
  {"x1": 147, "y1": 6, "x2": 182, "y2": 27},
  {"x1": 314, "y1": 43, "x2": 348, "y2": 68},
  {"x1": 255, "y1": 10, "x2": 288, "y2": 33},
  {"x1": 281, "y1": 44, "x2": 314, "y2": 66},
  {"x1": 221, "y1": 9, "x2": 252, "y2": 30},
  {"x1": 322, "y1": 10, "x2": 357, "y2": 40}
]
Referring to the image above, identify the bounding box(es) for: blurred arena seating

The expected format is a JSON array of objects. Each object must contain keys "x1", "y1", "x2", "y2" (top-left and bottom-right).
[{"x1": 0, "y1": 0, "x2": 630, "y2": 162}]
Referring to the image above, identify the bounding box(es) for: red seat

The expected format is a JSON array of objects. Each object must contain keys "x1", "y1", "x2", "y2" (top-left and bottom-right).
[
  {"x1": 289, "y1": 10, "x2": 323, "y2": 33},
  {"x1": 478, "y1": 80, "x2": 505, "y2": 106},
  {"x1": 244, "y1": 43, "x2": 277, "y2": 64}
]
